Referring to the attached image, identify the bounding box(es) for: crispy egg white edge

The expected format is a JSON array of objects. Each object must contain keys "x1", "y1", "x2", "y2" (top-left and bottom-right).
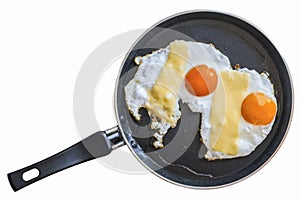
[{"x1": 204, "y1": 68, "x2": 277, "y2": 160}]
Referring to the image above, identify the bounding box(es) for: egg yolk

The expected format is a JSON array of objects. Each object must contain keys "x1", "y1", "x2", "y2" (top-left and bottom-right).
[
  {"x1": 241, "y1": 92, "x2": 276, "y2": 125},
  {"x1": 185, "y1": 65, "x2": 218, "y2": 96}
]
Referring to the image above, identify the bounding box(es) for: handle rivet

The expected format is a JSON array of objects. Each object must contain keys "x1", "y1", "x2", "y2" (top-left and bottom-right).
[{"x1": 130, "y1": 140, "x2": 137, "y2": 148}]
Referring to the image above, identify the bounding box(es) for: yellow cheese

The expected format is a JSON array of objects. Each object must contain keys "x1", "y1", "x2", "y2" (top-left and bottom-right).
[
  {"x1": 209, "y1": 70, "x2": 249, "y2": 155},
  {"x1": 146, "y1": 41, "x2": 188, "y2": 125}
]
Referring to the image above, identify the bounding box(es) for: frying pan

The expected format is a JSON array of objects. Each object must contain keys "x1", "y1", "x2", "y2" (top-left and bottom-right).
[{"x1": 7, "y1": 11, "x2": 293, "y2": 191}]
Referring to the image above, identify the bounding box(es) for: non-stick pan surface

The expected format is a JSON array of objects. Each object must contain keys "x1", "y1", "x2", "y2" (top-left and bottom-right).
[{"x1": 116, "y1": 11, "x2": 293, "y2": 188}]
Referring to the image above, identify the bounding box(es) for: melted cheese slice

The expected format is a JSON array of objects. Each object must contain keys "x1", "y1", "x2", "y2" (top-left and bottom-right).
[
  {"x1": 146, "y1": 41, "x2": 188, "y2": 125},
  {"x1": 209, "y1": 70, "x2": 249, "y2": 155}
]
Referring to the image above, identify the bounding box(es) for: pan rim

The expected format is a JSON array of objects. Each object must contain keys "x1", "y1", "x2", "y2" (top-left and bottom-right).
[{"x1": 114, "y1": 9, "x2": 294, "y2": 189}]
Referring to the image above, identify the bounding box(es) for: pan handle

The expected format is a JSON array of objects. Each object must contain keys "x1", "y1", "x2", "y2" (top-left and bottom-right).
[{"x1": 7, "y1": 126, "x2": 124, "y2": 192}]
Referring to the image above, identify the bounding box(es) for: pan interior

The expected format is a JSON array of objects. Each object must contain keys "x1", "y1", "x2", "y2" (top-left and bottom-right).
[{"x1": 116, "y1": 11, "x2": 292, "y2": 188}]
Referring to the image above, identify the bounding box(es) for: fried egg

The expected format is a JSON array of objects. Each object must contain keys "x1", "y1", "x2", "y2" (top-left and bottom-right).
[
  {"x1": 125, "y1": 40, "x2": 231, "y2": 148},
  {"x1": 178, "y1": 42, "x2": 231, "y2": 112},
  {"x1": 203, "y1": 68, "x2": 277, "y2": 160},
  {"x1": 125, "y1": 39, "x2": 277, "y2": 160}
]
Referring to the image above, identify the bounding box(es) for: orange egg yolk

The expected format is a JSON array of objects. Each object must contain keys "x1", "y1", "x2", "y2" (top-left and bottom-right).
[
  {"x1": 241, "y1": 92, "x2": 276, "y2": 125},
  {"x1": 185, "y1": 65, "x2": 218, "y2": 96}
]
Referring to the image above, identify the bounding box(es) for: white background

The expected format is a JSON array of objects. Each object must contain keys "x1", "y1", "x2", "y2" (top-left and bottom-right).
[{"x1": 0, "y1": 1, "x2": 299, "y2": 199}]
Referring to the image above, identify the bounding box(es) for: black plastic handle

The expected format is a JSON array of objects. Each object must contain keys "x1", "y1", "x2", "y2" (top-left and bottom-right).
[{"x1": 7, "y1": 130, "x2": 120, "y2": 191}]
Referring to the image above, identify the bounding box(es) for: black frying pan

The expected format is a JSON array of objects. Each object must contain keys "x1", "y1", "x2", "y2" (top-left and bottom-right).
[{"x1": 8, "y1": 11, "x2": 293, "y2": 191}]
